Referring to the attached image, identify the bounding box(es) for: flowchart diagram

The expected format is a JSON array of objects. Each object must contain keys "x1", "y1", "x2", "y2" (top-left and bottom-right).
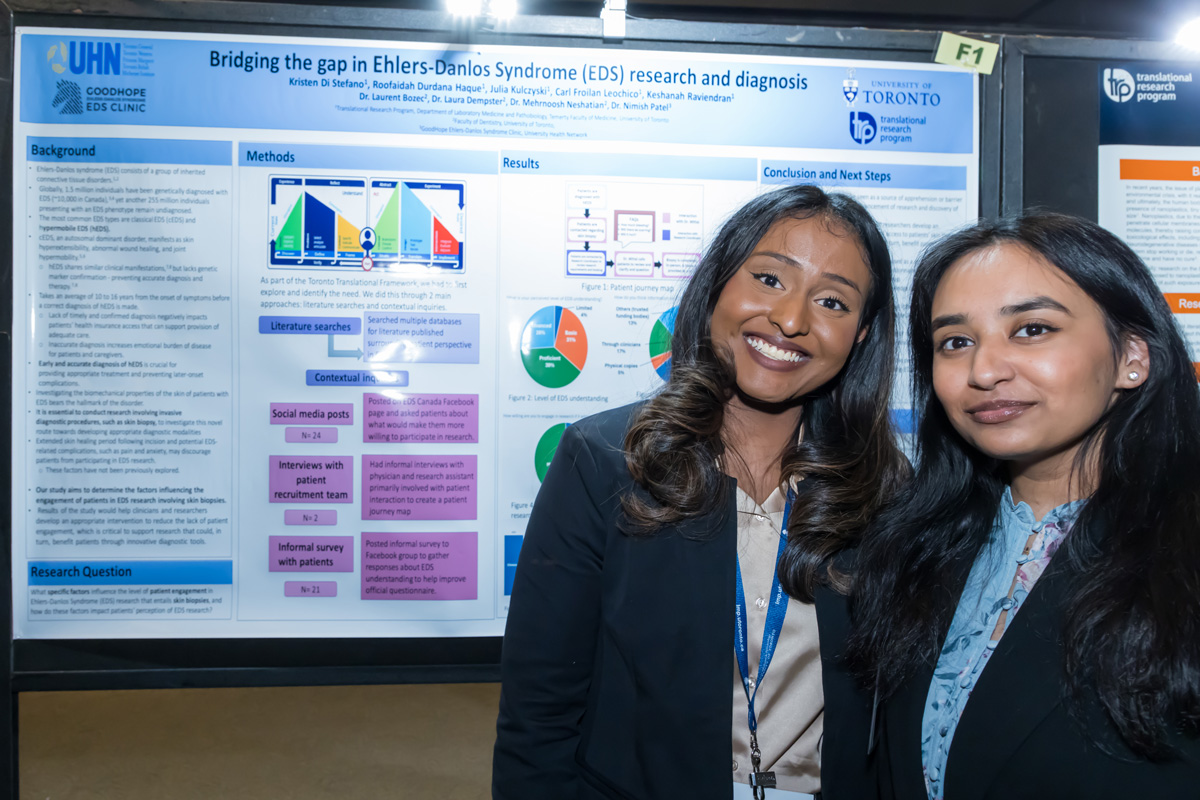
[
  {"x1": 564, "y1": 182, "x2": 704, "y2": 279},
  {"x1": 255, "y1": 311, "x2": 482, "y2": 604},
  {"x1": 368, "y1": 180, "x2": 465, "y2": 271},
  {"x1": 269, "y1": 176, "x2": 466, "y2": 272}
]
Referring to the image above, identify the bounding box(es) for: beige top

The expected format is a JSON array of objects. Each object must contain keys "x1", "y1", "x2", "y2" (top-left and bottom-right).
[{"x1": 731, "y1": 485, "x2": 823, "y2": 794}]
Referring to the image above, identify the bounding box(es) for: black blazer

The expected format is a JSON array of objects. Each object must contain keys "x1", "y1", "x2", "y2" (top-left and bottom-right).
[
  {"x1": 493, "y1": 403, "x2": 873, "y2": 800},
  {"x1": 877, "y1": 544, "x2": 1200, "y2": 800}
]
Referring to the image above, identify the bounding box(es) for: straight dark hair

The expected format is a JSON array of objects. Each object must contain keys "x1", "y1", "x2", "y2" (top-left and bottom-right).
[
  {"x1": 622, "y1": 184, "x2": 907, "y2": 600},
  {"x1": 848, "y1": 212, "x2": 1200, "y2": 757}
]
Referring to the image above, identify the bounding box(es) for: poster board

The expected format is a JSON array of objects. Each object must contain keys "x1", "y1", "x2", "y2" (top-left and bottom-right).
[
  {"x1": 1003, "y1": 37, "x2": 1200, "y2": 378},
  {"x1": 6, "y1": 2, "x2": 991, "y2": 687},
  {"x1": 1097, "y1": 62, "x2": 1200, "y2": 373}
]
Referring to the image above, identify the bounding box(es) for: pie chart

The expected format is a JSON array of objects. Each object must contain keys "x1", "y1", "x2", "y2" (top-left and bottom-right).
[
  {"x1": 520, "y1": 306, "x2": 588, "y2": 388},
  {"x1": 535, "y1": 423, "x2": 569, "y2": 482},
  {"x1": 649, "y1": 306, "x2": 678, "y2": 381}
]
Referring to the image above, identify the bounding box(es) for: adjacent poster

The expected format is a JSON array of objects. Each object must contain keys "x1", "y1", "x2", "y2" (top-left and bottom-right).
[
  {"x1": 13, "y1": 28, "x2": 979, "y2": 638},
  {"x1": 1097, "y1": 63, "x2": 1200, "y2": 375}
]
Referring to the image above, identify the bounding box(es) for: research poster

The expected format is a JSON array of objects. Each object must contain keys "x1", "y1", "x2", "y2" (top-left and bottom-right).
[
  {"x1": 1098, "y1": 63, "x2": 1200, "y2": 375},
  {"x1": 13, "y1": 28, "x2": 978, "y2": 638}
]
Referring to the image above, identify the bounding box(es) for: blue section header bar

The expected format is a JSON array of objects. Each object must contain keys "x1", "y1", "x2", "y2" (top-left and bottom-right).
[
  {"x1": 29, "y1": 560, "x2": 234, "y2": 585},
  {"x1": 761, "y1": 161, "x2": 967, "y2": 190},
  {"x1": 20, "y1": 33, "x2": 975, "y2": 153},
  {"x1": 1099, "y1": 63, "x2": 1200, "y2": 146},
  {"x1": 259, "y1": 316, "x2": 363, "y2": 335},
  {"x1": 501, "y1": 151, "x2": 754, "y2": 180},
  {"x1": 27, "y1": 136, "x2": 231, "y2": 164},
  {"x1": 240, "y1": 142, "x2": 497, "y2": 173}
]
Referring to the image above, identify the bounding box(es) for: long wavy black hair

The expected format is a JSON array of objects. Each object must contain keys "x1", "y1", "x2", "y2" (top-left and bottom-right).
[
  {"x1": 622, "y1": 184, "x2": 907, "y2": 601},
  {"x1": 848, "y1": 212, "x2": 1200, "y2": 757}
]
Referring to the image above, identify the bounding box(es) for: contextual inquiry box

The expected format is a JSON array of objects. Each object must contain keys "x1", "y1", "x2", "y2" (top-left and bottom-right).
[
  {"x1": 363, "y1": 312, "x2": 480, "y2": 364},
  {"x1": 363, "y1": 393, "x2": 479, "y2": 444},
  {"x1": 361, "y1": 531, "x2": 478, "y2": 601},
  {"x1": 269, "y1": 456, "x2": 354, "y2": 503},
  {"x1": 361, "y1": 455, "x2": 478, "y2": 520}
]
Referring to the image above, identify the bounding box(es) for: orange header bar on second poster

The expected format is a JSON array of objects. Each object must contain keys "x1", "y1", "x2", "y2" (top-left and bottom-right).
[
  {"x1": 1120, "y1": 159, "x2": 1200, "y2": 181},
  {"x1": 1164, "y1": 293, "x2": 1200, "y2": 312}
]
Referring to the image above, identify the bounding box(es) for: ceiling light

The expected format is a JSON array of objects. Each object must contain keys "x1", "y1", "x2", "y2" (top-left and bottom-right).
[
  {"x1": 489, "y1": 0, "x2": 518, "y2": 21},
  {"x1": 446, "y1": 0, "x2": 483, "y2": 17},
  {"x1": 1176, "y1": 16, "x2": 1200, "y2": 49}
]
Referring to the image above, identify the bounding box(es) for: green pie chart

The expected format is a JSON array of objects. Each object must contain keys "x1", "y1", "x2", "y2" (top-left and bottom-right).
[
  {"x1": 520, "y1": 306, "x2": 588, "y2": 389},
  {"x1": 535, "y1": 423, "x2": 569, "y2": 482},
  {"x1": 649, "y1": 306, "x2": 678, "y2": 381}
]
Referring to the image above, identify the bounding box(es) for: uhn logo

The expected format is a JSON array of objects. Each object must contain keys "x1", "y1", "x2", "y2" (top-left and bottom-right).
[
  {"x1": 1103, "y1": 68, "x2": 1134, "y2": 103},
  {"x1": 52, "y1": 80, "x2": 83, "y2": 115},
  {"x1": 849, "y1": 111, "x2": 876, "y2": 144},
  {"x1": 47, "y1": 41, "x2": 121, "y2": 75}
]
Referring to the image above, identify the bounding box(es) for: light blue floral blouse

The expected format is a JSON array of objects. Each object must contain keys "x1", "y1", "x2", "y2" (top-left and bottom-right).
[{"x1": 920, "y1": 487, "x2": 1085, "y2": 800}]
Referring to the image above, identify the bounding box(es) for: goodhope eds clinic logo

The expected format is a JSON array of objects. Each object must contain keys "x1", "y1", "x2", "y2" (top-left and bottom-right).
[
  {"x1": 1104, "y1": 66, "x2": 1192, "y2": 104},
  {"x1": 44, "y1": 39, "x2": 149, "y2": 116}
]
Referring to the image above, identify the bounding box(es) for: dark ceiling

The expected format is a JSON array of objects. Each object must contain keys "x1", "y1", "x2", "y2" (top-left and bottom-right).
[{"x1": 243, "y1": 0, "x2": 1200, "y2": 41}]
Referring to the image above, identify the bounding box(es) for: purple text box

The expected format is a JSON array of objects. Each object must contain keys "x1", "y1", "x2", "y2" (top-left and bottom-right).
[
  {"x1": 285, "y1": 427, "x2": 339, "y2": 443},
  {"x1": 269, "y1": 456, "x2": 353, "y2": 503},
  {"x1": 284, "y1": 509, "x2": 338, "y2": 525},
  {"x1": 363, "y1": 393, "x2": 479, "y2": 444},
  {"x1": 361, "y1": 531, "x2": 478, "y2": 600},
  {"x1": 363, "y1": 312, "x2": 480, "y2": 364},
  {"x1": 361, "y1": 455, "x2": 477, "y2": 520},
  {"x1": 284, "y1": 581, "x2": 338, "y2": 597},
  {"x1": 270, "y1": 403, "x2": 354, "y2": 425},
  {"x1": 269, "y1": 536, "x2": 354, "y2": 572}
]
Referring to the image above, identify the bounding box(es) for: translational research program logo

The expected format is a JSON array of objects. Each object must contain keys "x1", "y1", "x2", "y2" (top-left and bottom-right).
[
  {"x1": 1103, "y1": 68, "x2": 1134, "y2": 102},
  {"x1": 849, "y1": 110, "x2": 877, "y2": 144},
  {"x1": 52, "y1": 80, "x2": 83, "y2": 115}
]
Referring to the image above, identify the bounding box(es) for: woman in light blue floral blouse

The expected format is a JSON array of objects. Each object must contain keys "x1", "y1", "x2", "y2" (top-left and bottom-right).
[{"x1": 848, "y1": 212, "x2": 1200, "y2": 800}]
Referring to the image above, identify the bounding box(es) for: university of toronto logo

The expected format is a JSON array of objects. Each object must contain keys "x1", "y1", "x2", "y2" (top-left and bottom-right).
[{"x1": 843, "y1": 68, "x2": 858, "y2": 105}]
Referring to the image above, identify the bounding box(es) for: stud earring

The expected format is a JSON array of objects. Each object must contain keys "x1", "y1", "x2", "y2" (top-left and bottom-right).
[{"x1": 1129, "y1": 371, "x2": 1140, "y2": 381}]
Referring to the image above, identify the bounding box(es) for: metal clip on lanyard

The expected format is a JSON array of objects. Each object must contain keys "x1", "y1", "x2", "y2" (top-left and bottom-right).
[{"x1": 734, "y1": 488, "x2": 794, "y2": 800}]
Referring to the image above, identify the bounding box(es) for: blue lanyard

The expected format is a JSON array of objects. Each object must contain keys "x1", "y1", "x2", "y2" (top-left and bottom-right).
[{"x1": 734, "y1": 488, "x2": 793, "y2": 739}]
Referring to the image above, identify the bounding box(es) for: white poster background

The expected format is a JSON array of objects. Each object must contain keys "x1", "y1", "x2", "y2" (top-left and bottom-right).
[{"x1": 13, "y1": 28, "x2": 978, "y2": 638}]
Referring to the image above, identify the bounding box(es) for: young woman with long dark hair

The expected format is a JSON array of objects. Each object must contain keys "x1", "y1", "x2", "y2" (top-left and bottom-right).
[
  {"x1": 494, "y1": 184, "x2": 907, "y2": 800},
  {"x1": 850, "y1": 212, "x2": 1200, "y2": 799}
]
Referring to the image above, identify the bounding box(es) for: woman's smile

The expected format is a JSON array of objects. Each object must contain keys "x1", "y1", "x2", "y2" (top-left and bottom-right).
[
  {"x1": 963, "y1": 398, "x2": 1036, "y2": 424},
  {"x1": 743, "y1": 334, "x2": 811, "y2": 367}
]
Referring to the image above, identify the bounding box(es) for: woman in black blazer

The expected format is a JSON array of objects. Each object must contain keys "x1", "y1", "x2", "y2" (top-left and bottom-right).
[
  {"x1": 850, "y1": 213, "x2": 1200, "y2": 799},
  {"x1": 494, "y1": 185, "x2": 907, "y2": 800}
]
